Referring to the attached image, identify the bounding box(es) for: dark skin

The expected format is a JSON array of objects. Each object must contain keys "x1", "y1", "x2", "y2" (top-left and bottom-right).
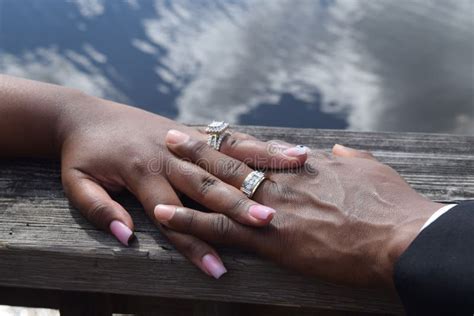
[
  {"x1": 0, "y1": 75, "x2": 307, "y2": 278},
  {"x1": 154, "y1": 131, "x2": 443, "y2": 288},
  {"x1": 1, "y1": 75, "x2": 442, "y2": 288}
]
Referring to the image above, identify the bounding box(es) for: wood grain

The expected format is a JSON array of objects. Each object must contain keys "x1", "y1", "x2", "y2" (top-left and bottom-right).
[{"x1": 0, "y1": 126, "x2": 472, "y2": 314}]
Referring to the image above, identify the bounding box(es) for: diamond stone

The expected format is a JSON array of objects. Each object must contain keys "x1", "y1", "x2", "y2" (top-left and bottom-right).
[
  {"x1": 206, "y1": 121, "x2": 229, "y2": 134},
  {"x1": 240, "y1": 171, "x2": 265, "y2": 198}
]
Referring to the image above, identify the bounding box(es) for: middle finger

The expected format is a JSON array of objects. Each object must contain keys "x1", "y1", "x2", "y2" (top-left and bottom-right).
[{"x1": 165, "y1": 157, "x2": 276, "y2": 225}]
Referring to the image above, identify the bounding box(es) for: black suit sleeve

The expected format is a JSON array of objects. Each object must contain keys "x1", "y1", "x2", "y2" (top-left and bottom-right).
[{"x1": 394, "y1": 201, "x2": 474, "y2": 315}]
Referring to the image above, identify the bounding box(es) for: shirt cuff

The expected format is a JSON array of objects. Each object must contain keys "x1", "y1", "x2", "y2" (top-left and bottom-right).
[{"x1": 419, "y1": 204, "x2": 457, "y2": 232}]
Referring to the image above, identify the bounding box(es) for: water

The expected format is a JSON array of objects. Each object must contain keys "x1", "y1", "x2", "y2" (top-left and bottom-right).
[{"x1": 0, "y1": 0, "x2": 473, "y2": 135}]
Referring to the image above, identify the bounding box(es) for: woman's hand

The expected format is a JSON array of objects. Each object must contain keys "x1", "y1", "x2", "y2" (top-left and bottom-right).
[
  {"x1": 0, "y1": 75, "x2": 308, "y2": 279},
  {"x1": 155, "y1": 132, "x2": 442, "y2": 287},
  {"x1": 57, "y1": 95, "x2": 311, "y2": 278}
]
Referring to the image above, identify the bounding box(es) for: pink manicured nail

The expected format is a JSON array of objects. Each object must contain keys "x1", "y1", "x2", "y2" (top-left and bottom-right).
[
  {"x1": 283, "y1": 145, "x2": 309, "y2": 157},
  {"x1": 249, "y1": 204, "x2": 276, "y2": 221},
  {"x1": 109, "y1": 220, "x2": 133, "y2": 246},
  {"x1": 202, "y1": 254, "x2": 227, "y2": 279},
  {"x1": 166, "y1": 129, "x2": 190, "y2": 145},
  {"x1": 154, "y1": 204, "x2": 176, "y2": 221}
]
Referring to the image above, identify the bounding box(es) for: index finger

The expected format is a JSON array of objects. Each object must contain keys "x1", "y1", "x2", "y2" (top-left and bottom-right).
[
  {"x1": 154, "y1": 204, "x2": 260, "y2": 250},
  {"x1": 193, "y1": 128, "x2": 309, "y2": 169},
  {"x1": 166, "y1": 130, "x2": 256, "y2": 189},
  {"x1": 220, "y1": 132, "x2": 309, "y2": 169}
]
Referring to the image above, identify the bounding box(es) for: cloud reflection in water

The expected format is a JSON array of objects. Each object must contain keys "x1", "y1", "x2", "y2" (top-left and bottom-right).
[
  {"x1": 0, "y1": 0, "x2": 472, "y2": 134},
  {"x1": 0, "y1": 46, "x2": 126, "y2": 102},
  {"x1": 145, "y1": 0, "x2": 473, "y2": 134}
]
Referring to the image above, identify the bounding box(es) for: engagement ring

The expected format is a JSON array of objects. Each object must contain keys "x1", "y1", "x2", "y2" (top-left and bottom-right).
[{"x1": 206, "y1": 121, "x2": 230, "y2": 151}]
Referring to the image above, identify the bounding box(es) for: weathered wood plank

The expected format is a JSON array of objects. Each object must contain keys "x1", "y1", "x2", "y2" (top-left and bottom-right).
[
  {"x1": 0, "y1": 127, "x2": 472, "y2": 314},
  {"x1": 0, "y1": 286, "x2": 375, "y2": 316}
]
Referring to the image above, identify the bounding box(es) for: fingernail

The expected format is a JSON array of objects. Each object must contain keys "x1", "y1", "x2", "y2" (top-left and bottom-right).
[
  {"x1": 154, "y1": 204, "x2": 176, "y2": 222},
  {"x1": 249, "y1": 204, "x2": 276, "y2": 221},
  {"x1": 283, "y1": 145, "x2": 309, "y2": 157},
  {"x1": 166, "y1": 129, "x2": 190, "y2": 145},
  {"x1": 333, "y1": 144, "x2": 353, "y2": 152},
  {"x1": 109, "y1": 220, "x2": 134, "y2": 246},
  {"x1": 202, "y1": 254, "x2": 227, "y2": 279}
]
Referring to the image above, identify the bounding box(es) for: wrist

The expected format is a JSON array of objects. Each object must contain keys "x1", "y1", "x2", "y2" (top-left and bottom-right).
[
  {"x1": 382, "y1": 200, "x2": 443, "y2": 288},
  {"x1": 53, "y1": 88, "x2": 100, "y2": 155},
  {"x1": 0, "y1": 76, "x2": 91, "y2": 158}
]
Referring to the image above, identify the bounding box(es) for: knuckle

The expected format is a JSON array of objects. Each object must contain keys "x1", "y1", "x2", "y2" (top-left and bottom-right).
[
  {"x1": 129, "y1": 155, "x2": 148, "y2": 176},
  {"x1": 212, "y1": 214, "x2": 233, "y2": 240},
  {"x1": 221, "y1": 159, "x2": 246, "y2": 178},
  {"x1": 277, "y1": 183, "x2": 295, "y2": 200},
  {"x1": 198, "y1": 175, "x2": 218, "y2": 196},
  {"x1": 226, "y1": 134, "x2": 242, "y2": 150},
  {"x1": 195, "y1": 157, "x2": 211, "y2": 171},
  {"x1": 189, "y1": 140, "x2": 211, "y2": 158},
  {"x1": 86, "y1": 200, "x2": 109, "y2": 226},
  {"x1": 182, "y1": 208, "x2": 196, "y2": 233},
  {"x1": 269, "y1": 181, "x2": 292, "y2": 198},
  {"x1": 265, "y1": 181, "x2": 295, "y2": 203},
  {"x1": 181, "y1": 238, "x2": 208, "y2": 258},
  {"x1": 223, "y1": 196, "x2": 249, "y2": 218}
]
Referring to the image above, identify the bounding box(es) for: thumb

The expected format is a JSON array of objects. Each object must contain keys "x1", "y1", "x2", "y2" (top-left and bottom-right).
[
  {"x1": 332, "y1": 144, "x2": 377, "y2": 161},
  {"x1": 62, "y1": 169, "x2": 135, "y2": 246}
]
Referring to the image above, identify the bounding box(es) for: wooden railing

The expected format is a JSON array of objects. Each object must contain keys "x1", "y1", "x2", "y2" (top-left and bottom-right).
[{"x1": 0, "y1": 126, "x2": 472, "y2": 315}]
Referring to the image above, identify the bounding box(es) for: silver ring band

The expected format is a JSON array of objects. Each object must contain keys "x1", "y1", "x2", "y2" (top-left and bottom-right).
[
  {"x1": 240, "y1": 171, "x2": 266, "y2": 198},
  {"x1": 207, "y1": 131, "x2": 230, "y2": 151},
  {"x1": 206, "y1": 121, "x2": 230, "y2": 151}
]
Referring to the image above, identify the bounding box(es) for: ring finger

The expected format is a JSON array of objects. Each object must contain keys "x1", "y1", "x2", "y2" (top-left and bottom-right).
[{"x1": 166, "y1": 157, "x2": 276, "y2": 225}]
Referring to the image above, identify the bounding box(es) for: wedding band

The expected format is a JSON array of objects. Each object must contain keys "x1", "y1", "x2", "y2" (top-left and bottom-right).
[
  {"x1": 240, "y1": 170, "x2": 266, "y2": 198},
  {"x1": 207, "y1": 132, "x2": 230, "y2": 151},
  {"x1": 206, "y1": 121, "x2": 230, "y2": 151}
]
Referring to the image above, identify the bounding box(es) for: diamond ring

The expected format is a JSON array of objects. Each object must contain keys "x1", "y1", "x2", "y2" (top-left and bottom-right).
[
  {"x1": 206, "y1": 121, "x2": 230, "y2": 151},
  {"x1": 240, "y1": 170, "x2": 266, "y2": 198}
]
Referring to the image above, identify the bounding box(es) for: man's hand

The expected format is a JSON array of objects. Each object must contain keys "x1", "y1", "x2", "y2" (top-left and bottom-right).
[{"x1": 155, "y1": 133, "x2": 442, "y2": 288}]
